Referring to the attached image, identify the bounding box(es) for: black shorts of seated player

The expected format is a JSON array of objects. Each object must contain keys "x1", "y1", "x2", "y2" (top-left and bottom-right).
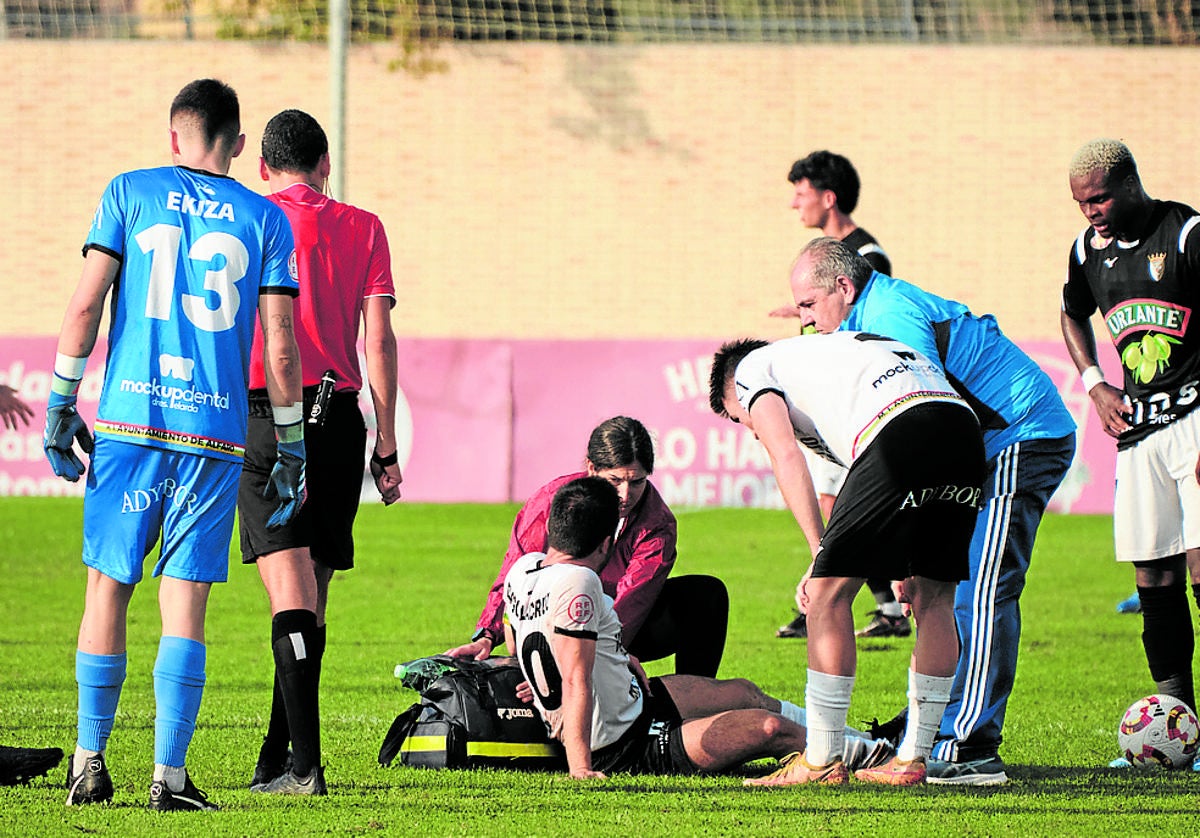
[
  {"x1": 239, "y1": 389, "x2": 366, "y2": 570},
  {"x1": 591, "y1": 677, "x2": 697, "y2": 775},
  {"x1": 815, "y1": 402, "x2": 985, "y2": 583}
]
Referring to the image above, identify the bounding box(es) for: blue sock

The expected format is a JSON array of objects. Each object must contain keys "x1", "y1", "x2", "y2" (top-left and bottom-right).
[
  {"x1": 76, "y1": 651, "x2": 127, "y2": 753},
  {"x1": 153, "y1": 636, "x2": 207, "y2": 768}
]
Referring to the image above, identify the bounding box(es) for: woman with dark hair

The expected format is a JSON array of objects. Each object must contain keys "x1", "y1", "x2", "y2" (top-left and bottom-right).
[{"x1": 447, "y1": 416, "x2": 728, "y2": 677}]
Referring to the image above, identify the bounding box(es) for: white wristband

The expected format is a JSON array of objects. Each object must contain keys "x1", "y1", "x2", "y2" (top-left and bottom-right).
[
  {"x1": 272, "y1": 402, "x2": 304, "y2": 426},
  {"x1": 54, "y1": 352, "x2": 87, "y2": 381},
  {"x1": 1081, "y1": 365, "x2": 1106, "y2": 393}
]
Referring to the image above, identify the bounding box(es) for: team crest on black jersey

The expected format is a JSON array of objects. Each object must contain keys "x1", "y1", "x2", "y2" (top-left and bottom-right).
[{"x1": 1147, "y1": 252, "x2": 1167, "y2": 282}]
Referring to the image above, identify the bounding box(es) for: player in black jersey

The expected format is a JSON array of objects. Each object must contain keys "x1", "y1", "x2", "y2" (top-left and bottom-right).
[
  {"x1": 771, "y1": 150, "x2": 907, "y2": 642},
  {"x1": 780, "y1": 150, "x2": 891, "y2": 278},
  {"x1": 1062, "y1": 140, "x2": 1200, "y2": 766}
]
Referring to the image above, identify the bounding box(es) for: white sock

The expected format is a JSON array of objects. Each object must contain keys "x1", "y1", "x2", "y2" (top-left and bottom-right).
[
  {"x1": 804, "y1": 669, "x2": 854, "y2": 766},
  {"x1": 779, "y1": 699, "x2": 868, "y2": 738},
  {"x1": 879, "y1": 600, "x2": 904, "y2": 618},
  {"x1": 897, "y1": 670, "x2": 953, "y2": 761},
  {"x1": 777, "y1": 700, "x2": 806, "y2": 727},
  {"x1": 154, "y1": 763, "x2": 187, "y2": 792},
  {"x1": 73, "y1": 745, "x2": 101, "y2": 767}
]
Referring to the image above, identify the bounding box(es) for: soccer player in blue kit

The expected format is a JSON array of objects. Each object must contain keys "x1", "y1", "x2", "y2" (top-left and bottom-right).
[
  {"x1": 788, "y1": 237, "x2": 1077, "y2": 785},
  {"x1": 44, "y1": 79, "x2": 307, "y2": 811}
]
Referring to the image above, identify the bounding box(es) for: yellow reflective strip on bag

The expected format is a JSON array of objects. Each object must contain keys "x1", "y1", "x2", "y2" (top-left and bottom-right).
[
  {"x1": 400, "y1": 735, "x2": 447, "y2": 753},
  {"x1": 466, "y1": 741, "x2": 559, "y2": 758}
]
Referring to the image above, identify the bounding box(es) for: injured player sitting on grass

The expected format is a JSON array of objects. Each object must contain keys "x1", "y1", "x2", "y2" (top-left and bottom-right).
[{"x1": 502, "y1": 475, "x2": 893, "y2": 782}]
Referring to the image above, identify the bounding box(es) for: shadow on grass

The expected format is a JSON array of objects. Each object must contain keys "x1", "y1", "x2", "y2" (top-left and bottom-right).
[
  {"x1": 1013, "y1": 762, "x2": 1200, "y2": 792},
  {"x1": 373, "y1": 761, "x2": 1199, "y2": 798}
]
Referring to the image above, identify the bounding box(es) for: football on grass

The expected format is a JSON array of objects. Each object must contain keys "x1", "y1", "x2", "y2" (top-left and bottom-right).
[{"x1": 1118, "y1": 694, "x2": 1200, "y2": 769}]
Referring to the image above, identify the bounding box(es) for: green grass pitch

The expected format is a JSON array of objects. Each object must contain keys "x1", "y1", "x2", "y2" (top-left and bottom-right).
[{"x1": 0, "y1": 498, "x2": 1196, "y2": 836}]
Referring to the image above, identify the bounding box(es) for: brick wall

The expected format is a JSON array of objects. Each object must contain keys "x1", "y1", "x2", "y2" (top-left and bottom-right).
[{"x1": 6, "y1": 41, "x2": 1197, "y2": 342}]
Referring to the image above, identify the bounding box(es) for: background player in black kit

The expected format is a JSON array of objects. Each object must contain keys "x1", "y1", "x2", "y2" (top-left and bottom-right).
[
  {"x1": 776, "y1": 150, "x2": 892, "y2": 283},
  {"x1": 1061, "y1": 139, "x2": 1200, "y2": 769},
  {"x1": 771, "y1": 149, "x2": 907, "y2": 641}
]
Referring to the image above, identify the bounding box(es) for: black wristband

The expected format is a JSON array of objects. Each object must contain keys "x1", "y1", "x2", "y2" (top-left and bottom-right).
[
  {"x1": 471, "y1": 627, "x2": 498, "y2": 645},
  {"x1": 371, "y1": 450, "x2": 398, "y2": 467}
]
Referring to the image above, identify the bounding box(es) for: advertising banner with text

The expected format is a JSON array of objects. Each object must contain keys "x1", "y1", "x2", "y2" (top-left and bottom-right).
[{"x1": 1, "y1": 336, "x2": 1119, "y2": 513}]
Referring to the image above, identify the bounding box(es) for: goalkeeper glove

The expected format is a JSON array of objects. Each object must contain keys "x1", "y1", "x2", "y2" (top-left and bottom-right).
[
  {"x1": 264, "y1": 411, "x2": 307, "y2": 531},
  {"x1": 43, "y1": 389, "x2": 93, "y2": 482}
]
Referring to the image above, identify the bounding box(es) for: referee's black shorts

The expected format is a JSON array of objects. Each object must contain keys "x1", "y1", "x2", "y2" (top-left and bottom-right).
[
  {"x1": 238, "y1": 389, "x2": 367, "y2": 570},
  {"x1": 815, "y1": 402, "x2": 985, "y2": 584}
]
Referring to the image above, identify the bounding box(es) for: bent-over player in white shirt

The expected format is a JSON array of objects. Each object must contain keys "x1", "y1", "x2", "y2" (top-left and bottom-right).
[{"x1": 710, "y1": 333, "x2": 985, "y2": 787}]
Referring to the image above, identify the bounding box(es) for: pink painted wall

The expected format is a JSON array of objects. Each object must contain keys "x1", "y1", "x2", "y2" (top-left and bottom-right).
[{"x1": 1, "y1": 336, "x2": 1120, "y2": 513}]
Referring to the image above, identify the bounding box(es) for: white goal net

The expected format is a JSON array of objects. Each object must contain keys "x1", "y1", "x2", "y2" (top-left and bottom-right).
[{"x1": 2, "y1": 0, "x2": 1198, "y2": 44}]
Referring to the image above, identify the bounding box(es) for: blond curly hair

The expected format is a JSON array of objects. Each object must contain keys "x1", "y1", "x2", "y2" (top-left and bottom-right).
[{"x1": 1069, "y1": 138, "x2": 1136, "y2": 180}]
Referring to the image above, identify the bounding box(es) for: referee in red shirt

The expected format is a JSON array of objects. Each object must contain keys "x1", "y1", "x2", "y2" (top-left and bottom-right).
[{"x1": 238, "y1": 109, "x2": 403, "y2": 795}]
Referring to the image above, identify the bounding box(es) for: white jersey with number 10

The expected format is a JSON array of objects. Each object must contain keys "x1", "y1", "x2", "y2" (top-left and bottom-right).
[{"x1": 504, "y1": 552, "x2": 643, "y2": 750}]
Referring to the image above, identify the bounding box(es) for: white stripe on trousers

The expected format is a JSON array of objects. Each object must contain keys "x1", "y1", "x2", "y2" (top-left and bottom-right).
[{"x1": 946, "y1": 442, "x2": 1019, "y2": 757}]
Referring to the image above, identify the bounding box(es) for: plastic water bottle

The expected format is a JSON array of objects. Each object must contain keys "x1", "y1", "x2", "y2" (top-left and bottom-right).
[{"x1": 394, "y1": 657, "x2": 456, "y2": 691}]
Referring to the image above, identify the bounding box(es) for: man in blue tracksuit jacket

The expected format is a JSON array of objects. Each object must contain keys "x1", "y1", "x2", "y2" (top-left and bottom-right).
[{"x1": 787, "y1": 236, "x2": 1076, "y2": 785}]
